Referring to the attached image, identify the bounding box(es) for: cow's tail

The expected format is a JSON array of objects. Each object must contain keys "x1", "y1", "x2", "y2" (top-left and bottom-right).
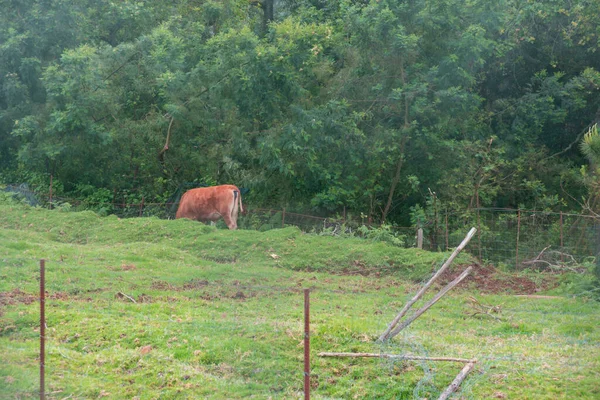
[
  {"x1": 233, "y1": 189, "x2": 244, "y2": 214},
  {"x1": 238, "y1": 190, "x2": 244, "y2": 214}
]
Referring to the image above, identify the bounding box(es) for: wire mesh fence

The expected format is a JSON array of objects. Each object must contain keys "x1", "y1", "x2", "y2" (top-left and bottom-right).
[
  {"x1": 3, "y1": 182, "x2": 600, "y2": 268},
  {"x1": 424, "y1": 208, "x2": 600, "y2": 269}
]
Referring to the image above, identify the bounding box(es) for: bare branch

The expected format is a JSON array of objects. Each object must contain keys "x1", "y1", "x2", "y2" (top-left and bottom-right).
[
  {"x1": 116, "y1": 292, "x2": 137, "y2": 303},
  {"x1": 547, "y1": 120, "x2": 599, "y2": 159},
  {"x1": 466, "y1": 296, "x2": 503, "y2": 321},
  {"x1": 318, "y1": 352, "x2": 475, "y2": 364}
]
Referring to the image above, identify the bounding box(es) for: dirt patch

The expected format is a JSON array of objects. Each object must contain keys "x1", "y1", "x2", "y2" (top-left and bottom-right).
[
  {"x1": 0, "y1": 289, "x2": 37, "y2": 307},
  {"x1": 0, "y1": 289, "x2": 74, "y2": 316},
  {"x1": 49, "y1": 291, "x2": 71, "y2": 301},
  {"x1": 137, "y1": 293, "x2": 153, "y2": 303},
  {"x1": 332, "y1": 260, "x2": 556, "y2": 295},
  {"x1": 152, "y1": 279, "x2": 212, "y2": 291},
  {"x1": 183, "y1": 279, "x2": 210, "y2": 290},
  {"x1": 438, "y1": 264, "x2": 557, "y2": 294},
  {"x1": 151, "y1": 280, "x2": 176, "y2": 290}
]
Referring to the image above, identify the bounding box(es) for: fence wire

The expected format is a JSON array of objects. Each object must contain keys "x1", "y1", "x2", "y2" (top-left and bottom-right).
[
  {"x1": 418, "y1": 209, "x2": 600, "y2": 269},
  {"x1": 4, "y1": 184, "x2": 600, "y2": 268}
]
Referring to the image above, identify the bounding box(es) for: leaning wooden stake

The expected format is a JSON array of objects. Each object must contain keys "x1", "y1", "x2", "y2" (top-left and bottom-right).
[
  {"x1": 438, "y1": 360, "x2": 477, "y2": 400},
  {"x1": 386, "y1": 266, "x2": 473, "y2": 340},
  {"x1": 379, "y1": 228, "x2": 477, "y2": 342},
  {"x1": 318, "y1": 352, "x2": 474, "y2": 364}
]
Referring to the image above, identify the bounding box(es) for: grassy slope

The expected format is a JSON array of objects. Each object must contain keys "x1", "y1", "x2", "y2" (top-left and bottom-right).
[{"x1": 0, "y1": 201, "x2": 598, "y2": 399}]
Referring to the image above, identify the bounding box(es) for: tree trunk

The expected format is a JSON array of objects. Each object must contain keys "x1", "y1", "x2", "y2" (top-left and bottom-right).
[
  {"x1": 381, "y1": 135, "x2": 408, "y2": 224},
  {"x1": 262, "y1": 0, "x2": 274, "y2": 34},
  {"x1": 381, "y1": 57, "x2": 411, "y2": 224}
]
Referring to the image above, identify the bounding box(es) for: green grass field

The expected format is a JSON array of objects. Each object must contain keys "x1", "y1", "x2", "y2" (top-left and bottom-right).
[{"x1": 1, "y1": 199, "x2": 599, "y2": 399}]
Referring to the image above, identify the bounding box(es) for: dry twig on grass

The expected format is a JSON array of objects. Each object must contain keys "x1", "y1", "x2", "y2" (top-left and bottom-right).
[
  {"x1": 466, "y1": 295, "x2": 503, "y2": 320},
  {"x1": 116, "y1": 292, "x2": 137, "y2": 303}
]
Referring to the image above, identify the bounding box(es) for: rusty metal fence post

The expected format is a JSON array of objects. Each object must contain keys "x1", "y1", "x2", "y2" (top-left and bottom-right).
[
  {"x1": 40, "y1": 259, "x2": 46, "y2": 400},
  {"x1": 304, "y1": 289, "x2": 310, "y2": 400}
]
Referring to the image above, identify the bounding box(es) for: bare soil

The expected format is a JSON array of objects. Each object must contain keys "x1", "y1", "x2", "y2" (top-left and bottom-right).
[{"x1": 438, "y1": 263, "x2": 558, "y2": 294}]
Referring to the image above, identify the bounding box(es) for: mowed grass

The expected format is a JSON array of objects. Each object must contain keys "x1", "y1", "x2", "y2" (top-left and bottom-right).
[{"x1": 0, "y1": 200, "x2": 599, "y2": 399}]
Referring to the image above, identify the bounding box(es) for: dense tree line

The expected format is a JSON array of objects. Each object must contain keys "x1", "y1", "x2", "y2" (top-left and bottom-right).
[{"x1": 1, "y1": 0, "x2": 599, "y2": 225}]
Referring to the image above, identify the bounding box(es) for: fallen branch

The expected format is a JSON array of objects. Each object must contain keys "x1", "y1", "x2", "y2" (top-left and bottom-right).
[
  {"x1": 522, "y1": 245, "x2": 552, "y2": 265},
  {"x1": 438, "y1": 360, "x2": 477, "y2": 400},
  {"x1": 379, "y1": 228, "x2": 477, "y2": 342},
  {"x1": 523, "y1": 259, "x2": 582, "y2": 273},
  {"x1": 386, "y1": 266, "x2": 473, "y2": 340},
  {"x1": 521, "y1": 247, "x2": 583, "y2": 273},
  {"x1": 551, "y1": 251, "x2": 578, "y2": 265},
  {"x1": 514, "y1": 295, "x2": 563, "y2": 299},
  {"x1": 318, "y1": 352, "x2": 474, "y2": 364}
]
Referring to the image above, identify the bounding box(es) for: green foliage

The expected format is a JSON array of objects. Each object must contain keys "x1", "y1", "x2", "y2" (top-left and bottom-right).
[
  {"x1": 0, "y1": 0, "x2": 599, "y2": 224},
  {"x1": 581, "y1": 124, "x2": 600, "y2": 164},
  {"x1": 356, "y1": 224, "x2": 409, "y2": 247},
  {"x1": 72, "y1": 184, "x2": 113, "y2": 215},
  {"x1": 578, "y1": 124, "x2": 600, "y2": 285}
]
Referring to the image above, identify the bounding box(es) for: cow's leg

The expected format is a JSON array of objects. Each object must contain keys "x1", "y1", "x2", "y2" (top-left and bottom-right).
[{"x1": 223, "y1": 214, "x2": 237, "y2": 230}]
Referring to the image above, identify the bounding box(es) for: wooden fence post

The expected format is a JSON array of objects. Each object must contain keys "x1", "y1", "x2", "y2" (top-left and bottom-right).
[
  {"x1": 139, "y1": 196, "x2": 145, "y2": 217},
  {"x1": 445, "y1": 210, "x2": 449, "y2": 251},
  {"x1": 417, "y1": 228, "x2": 423, "y2": 249},
  {"x1": 560, "y1": 212, "x2": 564, "y2": 263},
  {"x1": 48, "y1": 175, "x2": 53, "y2": 210},
  {"x1": 516, "y1": 209, "x2": 521, "y2": 268},
  {"x1": 476, "y1": 208, "x2": 482, "y2": 261},
  {"x1": 433, "y1": 193, "x2": 438, "y2": 250}
]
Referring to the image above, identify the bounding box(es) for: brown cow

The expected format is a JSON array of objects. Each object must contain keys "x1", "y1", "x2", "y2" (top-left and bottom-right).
[{"x1": 175, "y1": 185, "x2": 244, "y2": 230}]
